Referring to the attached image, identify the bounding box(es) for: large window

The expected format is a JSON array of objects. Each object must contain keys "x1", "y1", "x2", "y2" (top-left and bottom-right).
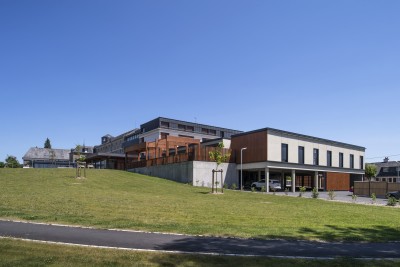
[
  {"x1": 350, "y1": 154, "x2": 354, "y2": 169},
  {"x1": 282, "y1": 143, "x2": 288, "y2": 162},
  {"x1": 327, "y1": 151, "x2": 332, "y2": 167},
  {"x1": 298, "y1": 146, "x2": 304, "y2": 164},
  {"x1": 313, "y1": 148, "x2": 319, "y2": 165},
  {"x1": 360, "y1": 156, "x2": 364, "y2": 170},
  {"x1": 339, "y1": 153, "x2": 344, "y2": 168}
]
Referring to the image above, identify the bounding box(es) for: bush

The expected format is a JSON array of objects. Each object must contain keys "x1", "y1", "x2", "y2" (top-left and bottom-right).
[
  {"x1": 251, "y1": 186, "x2": 256, "y2": 192},
  {"x1": 298, "y1": 186, "x2": 306, "y2": 197},
  {"x1": 351, "y1": 194, "x2": 357, "y2": 203},
  {"x1": 387, "y1": 196, "x2": 397, "y2": 206},
  {"x1": 328, "y1": 190, "x2": 336, "y2": 200},
  {"x1": 371, "y1": 193, "x2": 377, "y2": 204},
  {"x1": 311, "y1": 187, "x2": 319, "y2": 199},
  {"x1": 230, "y1": 183, "x2": 237, "y2": 190},
  {"x1": 261, "y1": 186, "x2": 266, "y2": 193}
]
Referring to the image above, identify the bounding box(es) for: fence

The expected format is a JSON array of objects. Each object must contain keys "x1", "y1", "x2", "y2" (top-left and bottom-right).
[
  {"x1": 354, "y1": 181, "x2": 400, "y2": 197},
  {"x1": 126, "y1": 146, "x2": 233, "y2": 170}
]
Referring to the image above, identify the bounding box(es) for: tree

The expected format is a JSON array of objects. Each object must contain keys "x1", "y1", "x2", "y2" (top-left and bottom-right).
[
  {"x1": 208, "y1": 142, "x2": 230, "y2": 171},
  {"x1": 365, "y1": 164, "x2": 377, "y2": 180},
  {"x1": 209, "y1": 142, "x2": 230, "y2": 193},
  {"x1": 5, "y1": 155, "x2": 21, "y2": 168},
  {"x1": 44, "y1": 138, "x2": 52, "y2": 149},
  {"x1": 0, "y1": 162, "x2": 4, "y2": 168}
]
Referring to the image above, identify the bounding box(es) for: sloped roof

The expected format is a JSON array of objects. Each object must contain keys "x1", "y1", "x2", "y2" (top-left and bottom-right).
[{"x1": 22, "y1": 147, "x2": 70, "y2": 161}]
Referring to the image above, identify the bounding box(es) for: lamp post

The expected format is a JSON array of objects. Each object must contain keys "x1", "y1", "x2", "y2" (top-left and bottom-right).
[
  {"x1": 241, "y1": 147, "x2": 247, "y2": 191},
  {"x1": 397, "y1": 161, "x2": 400, "y2": 182}
]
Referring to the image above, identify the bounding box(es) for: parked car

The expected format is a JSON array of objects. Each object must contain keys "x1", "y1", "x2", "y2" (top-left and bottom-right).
[
  {"x1": 387, "y1": 191, "x2": 400, "y2": 200},
  {"x1": 251, "y1": 179, "x2": 282, "y2": 191}
]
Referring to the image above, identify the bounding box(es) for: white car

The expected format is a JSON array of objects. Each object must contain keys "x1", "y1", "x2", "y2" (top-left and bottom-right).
[{"x1": 251, "y1": 179, "x2": 282, "y2": 191}]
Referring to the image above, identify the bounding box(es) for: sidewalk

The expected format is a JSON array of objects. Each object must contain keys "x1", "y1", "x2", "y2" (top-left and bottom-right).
[{"x1": 270, "y1": 190, "x2": 390, "y2": 206}]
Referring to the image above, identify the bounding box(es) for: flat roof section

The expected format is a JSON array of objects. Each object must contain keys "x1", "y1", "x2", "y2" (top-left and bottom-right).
[{"x1": 232, "y1": 127, "x2": 365, "y2": 151}]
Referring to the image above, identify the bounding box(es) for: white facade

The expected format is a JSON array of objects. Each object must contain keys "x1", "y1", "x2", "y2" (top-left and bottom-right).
[{"x1": 267, "y1": 132, "x2": 365, "y2": 169}]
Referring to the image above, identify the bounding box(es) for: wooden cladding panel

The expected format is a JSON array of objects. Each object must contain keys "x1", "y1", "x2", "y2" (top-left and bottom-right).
[
  {"x1": 231, "y1": 130, "x2": 268, "y2": 164},
  {"x1": 326, "y1": 172, "x2": 350, "y2": 191}
]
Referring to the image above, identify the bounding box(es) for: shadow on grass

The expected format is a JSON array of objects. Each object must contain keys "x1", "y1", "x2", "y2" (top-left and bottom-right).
[{"x1": 298, "y1": 225, "x2": 400, "y2": 242}]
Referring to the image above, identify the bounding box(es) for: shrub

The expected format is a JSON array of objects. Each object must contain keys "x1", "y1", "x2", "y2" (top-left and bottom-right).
[
  {"x1": 371, "y1": 193, "x2": 377, "y2": 204},
  {"x1": 351, "y1": 194, "x2": 357, "y2": 203},
  {"x1": 261, "y1": 186, "x2": 266, "y2": 193},
  {"x1": 328, "y1": 190, "x2": 336, "y2": 200},
  {"x1": 298, "y1": 186, "x2": 306, "y2": 197},
  {"x1": 387, "y1": 196, "x2": 397, "y2": 206},
  {"x1": 251, "y1": 186, "x2": 256, "y2": 192},
  {"x1": 311, "y1": 187, "x2": 319, "y2": 199},
  {"x1": 230, "y1": 183, "x2": 237, "y2": 190}
]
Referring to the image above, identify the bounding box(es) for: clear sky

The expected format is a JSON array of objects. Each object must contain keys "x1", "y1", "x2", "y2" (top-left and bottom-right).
[{"x1": 1, "y1": 0, "x2": 399, "y2": 163}]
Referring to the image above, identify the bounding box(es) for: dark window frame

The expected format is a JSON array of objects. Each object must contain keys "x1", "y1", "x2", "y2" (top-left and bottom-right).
[
  {"x1": 281, "y1": 143, "x2": 288, "y2": 162},
  {"x1": 327, "y1": 150, "x2": 332, "y2": 167},
  {"x1": 350, "y1": 154, "x2": 354, "y2": 169},
  {"x1": 298, "y1": 146, "x2": 304, "y2": 164},
  {"x1": 339, "y1": 152, "x2": 344, "y2": 168},
  {"x1": 313, "y1": 148, "x2": 319, "y2": 165}
]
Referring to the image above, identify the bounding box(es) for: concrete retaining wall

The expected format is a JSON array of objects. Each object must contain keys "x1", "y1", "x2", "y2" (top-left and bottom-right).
[{"x1": 128, "y1": 161, "x2": 238, "y2": 188}]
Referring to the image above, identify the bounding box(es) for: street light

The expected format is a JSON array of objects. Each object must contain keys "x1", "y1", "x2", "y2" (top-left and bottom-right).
[
  {"x1": 397, "y1": 161, "x2": 400, "y2": 182},
  {"x1": 241, "y1": 147, "x2": 247, "y2": 191}
]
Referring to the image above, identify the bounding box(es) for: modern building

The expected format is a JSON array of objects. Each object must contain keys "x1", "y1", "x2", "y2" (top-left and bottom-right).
[
  {"x1": 124, "y1": 117, "x2": 242, "y2": 169},
  {"x1": 86, "y1": 129, "x2": 139, "y2": 169},
  {"x1": 369, "y1": 157, "x2": 400, "y2": 183},
  {"x1": 22, "y1": 147, "x2": 71, "y2": 168},
  {"x1": 231, "y1": 128, "x2": 366, "y2": 191}
]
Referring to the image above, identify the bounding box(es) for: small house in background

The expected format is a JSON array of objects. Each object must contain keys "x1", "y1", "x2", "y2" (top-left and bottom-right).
[
  {"x1": 69, "y1": 145, "x2": 94, "y2": 165},
  {"x1": 368, "y1": 157, "x2": 400, "y2": 183},
  {"x1": 22, "y1": 147, "x2": 71, "y2": 168}
]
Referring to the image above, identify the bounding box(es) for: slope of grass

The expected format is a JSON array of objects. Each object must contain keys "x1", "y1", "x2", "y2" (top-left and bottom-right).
[
  {"x1": 1, "y1": 168, "x2": 400, "y2": 241},
  {"x1": 1, "y1": 238, "x2": 398, "y2": 267}
]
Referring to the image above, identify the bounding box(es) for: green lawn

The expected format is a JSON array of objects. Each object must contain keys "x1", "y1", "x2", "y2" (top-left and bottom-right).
[
  {"x1": 1, "y1": 238, "x2": 398, "y2": 267},
  {"x1": 0, "y1": 168, "x2": 400, "y2": 242}
]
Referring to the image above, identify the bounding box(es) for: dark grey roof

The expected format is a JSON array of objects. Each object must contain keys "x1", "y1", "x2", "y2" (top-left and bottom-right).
[
  {"x1": 232, "y1": 127, "x2": 365, "y2": 151},
  {"x1": 22, "y1": 147, "x2": 70, "y2": 161}
]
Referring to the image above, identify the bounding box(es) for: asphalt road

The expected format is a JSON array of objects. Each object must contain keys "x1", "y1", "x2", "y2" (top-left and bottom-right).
[{"x1": 1, "y1": 220, "x2": 399, "y2": 259}]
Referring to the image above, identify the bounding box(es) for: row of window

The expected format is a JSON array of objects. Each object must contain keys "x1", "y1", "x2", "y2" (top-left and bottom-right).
[
  {"x1": 281, "y1": 143, "x2": 363, "y2": 169},
  {"x1": 160, "y1": 121, "x2": 219, "y2": 136}
]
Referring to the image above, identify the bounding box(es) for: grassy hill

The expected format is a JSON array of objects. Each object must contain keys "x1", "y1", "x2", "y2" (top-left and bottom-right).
[{"x1": 1, "y1": 168, "x2": 399, "y2": 242}]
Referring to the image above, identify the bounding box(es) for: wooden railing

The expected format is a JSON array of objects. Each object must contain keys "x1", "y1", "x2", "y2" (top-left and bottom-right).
[{"x1": 126, "y1": 146, "x2": 233, "y2": 169}]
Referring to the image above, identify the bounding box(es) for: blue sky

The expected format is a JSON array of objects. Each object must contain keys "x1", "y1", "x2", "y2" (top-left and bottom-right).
[{"x1": 1, "y1": 0, "x2": 399, "y2": 163}]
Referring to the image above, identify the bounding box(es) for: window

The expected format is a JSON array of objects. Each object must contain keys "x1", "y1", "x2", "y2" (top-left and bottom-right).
[
  {"x1": 281, "y1": 143, "x2": 288, "y2": 162},
  {"x1": 350, "y1": 154, "x2": 354, "y2": 169},
  {"x1": 186, "y1": 126, "x2": 194, "y2": 132},
  {"x1": 178, "y1": 124, "x2": 186, "y2": 130},
  {"x1": 161, "y1": 121, "x2": 170, "y2": 128},
  {"x1": 202, "y1": 128, "x2": 209, "y2": 134},
  {"x1": 383, "y1": 167, "x2": 389, "y2": 173},
  {"x1": 298, "y1": 146, "x2": 304, "y2": 164},
  {"x1": 220, "y1": 131, "x2": 225, "y2": 138},
  {"x1": 313, "y1": 148, "x2": 319, "y2": 165},
  {"x1": 339, "y1": 153, "x2": 344, "y2": 168},
  {"x1": 160, "y1": 132, "x2": 169, "y2": 139},
  {"x1": 209, "y1": 129, "x2": 216, "y2": 135},
  {"x1": 327, "y1": 151, "x2": 332, "y2": 167},
  {"x1": 360, "y1": 156, "x2": 364, "y2": 170}
]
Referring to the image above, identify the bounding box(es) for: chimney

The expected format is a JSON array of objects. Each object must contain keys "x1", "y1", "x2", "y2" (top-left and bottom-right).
[{"x1": 383, "y1": 157, "x2": 389, "y2": 163}]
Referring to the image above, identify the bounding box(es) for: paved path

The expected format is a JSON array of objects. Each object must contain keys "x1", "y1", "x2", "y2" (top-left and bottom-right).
[{"x1": 1, "y1": 220, "x2": 400, "y2": 259}]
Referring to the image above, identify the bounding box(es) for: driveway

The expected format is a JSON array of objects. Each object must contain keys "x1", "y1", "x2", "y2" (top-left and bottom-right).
[{"x1": 1, "y1": 220, "x2": 399, "y2": 259}]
